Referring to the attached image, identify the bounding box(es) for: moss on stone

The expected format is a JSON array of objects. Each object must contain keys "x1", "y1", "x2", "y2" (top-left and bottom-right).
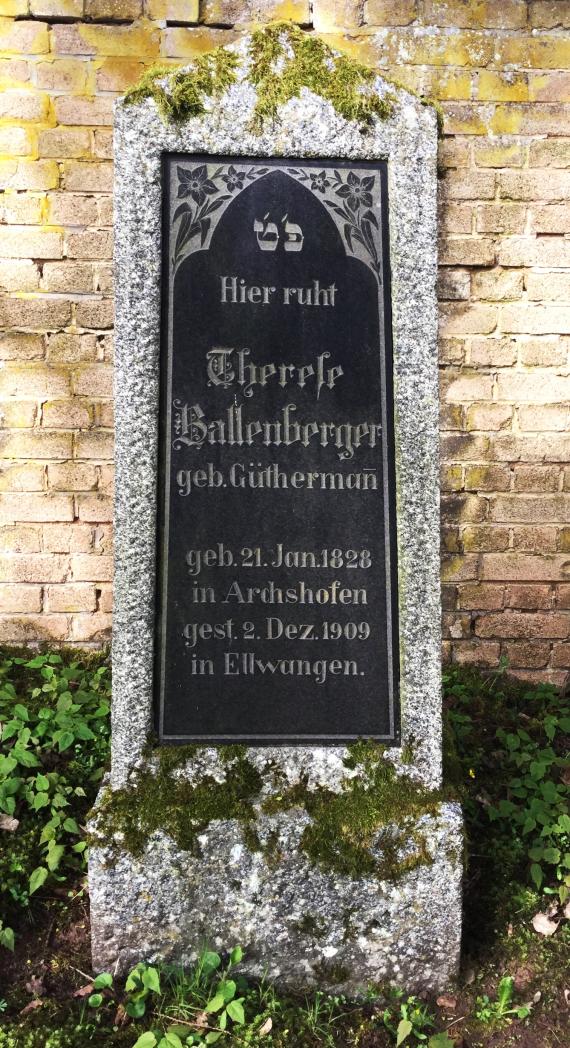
[
  {"x1": 93, "y1": 748, "x2": 263, "y2": 858},
  {"x1": 123, "y1": 49, "x2": 238, "y2": 121},
  {"x1": 262, "y1": 740, "x2": 443, "y2": 881},
  {"x1": 248, "y1": 22, "x2": 394, "y2": 131},
  {"x1": 93, "y1": 739, "x2": 448, "y2": 884},
  {"x1": 122, "y1": 21, "x2": 396, "y2": 132}
]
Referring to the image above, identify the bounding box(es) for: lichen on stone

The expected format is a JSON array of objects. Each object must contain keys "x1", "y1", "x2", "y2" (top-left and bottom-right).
[{"x1": 122, "y1": 21, "x2": 395, "y2": 132}]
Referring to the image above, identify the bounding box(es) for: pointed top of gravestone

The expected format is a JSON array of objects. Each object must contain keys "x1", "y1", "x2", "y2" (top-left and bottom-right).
[{"x1": 121, "y1": 22, "x2": 440, "y2": 137}]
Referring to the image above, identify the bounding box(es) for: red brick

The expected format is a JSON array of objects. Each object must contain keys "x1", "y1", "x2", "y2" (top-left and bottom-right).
[
  {"x1": 504, "y1": 641, "x2": 551, "y2": 668},
  {"x1": 505, "y1": 584, "x2": 553, "y2": 610},
  {"x1": 71, "y1": 553, "x2": 113, "y2": 581},
  {"x1": 0, "y1": 584, "x2": 42, "y2": 614},
  {"x1": 475, "y1": 611, "x2": 569, "y2": 639},
  {"x1": 453, "y1": 640, "x2": 501, "y2": 665},
  {"x1": 551, "y1": 642, "x2": 570, "y2": 667},
  {"x1": 479, "y1": 553, "x2": 570, "y2": 581},
  {"x1": 69, "y1": 610, "x2": 112, "y2": 642},
  {"x1": 0, "y1": 525, "x2": 42, "y2": 553},
  {"x1": 0, "y1": 615, "x2": 69, "y2": 644},
  {"x1": 0, "y1": 553, "x2": 69, "y2": 583},
  {"x1": 45, "y1": 583, "x2": 97, "y2": 613},
  {"x1": 457, "y1": 583, "x2": 504, "y2": 610},
  {"x1": 462, "y1": 526, "x2": 510, "y2": 552}
]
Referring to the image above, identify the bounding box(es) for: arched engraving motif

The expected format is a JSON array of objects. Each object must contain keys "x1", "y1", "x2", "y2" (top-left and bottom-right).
[{"x1": 172, "y1": 162, "x2": 383, "y2": 281}]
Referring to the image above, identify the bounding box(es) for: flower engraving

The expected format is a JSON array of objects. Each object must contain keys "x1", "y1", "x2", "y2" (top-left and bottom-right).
[
  {"x1": 221, "y1": 164, "x2": 247, "y2": 192},
  {"x1": 172, "y1": 163, "x2": 268, "y2": 271},
  {"x1": 310, "y1": 171, "x2": 330, "y2": 194},
  {"x1": 177, "y1": 164, "x2": 218, "y2": 206},
  {"x1": 287, "y1": 166, "x2": 382, "y2": 280},
  {"x1": 336, "y1": 171, "x2": 374, "y2": 212}
]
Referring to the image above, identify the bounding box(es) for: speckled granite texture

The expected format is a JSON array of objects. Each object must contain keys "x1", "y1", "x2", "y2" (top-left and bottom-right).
[
  {"x1": 89, "y1": 35, "x2": 462, "y2": 991},
  {"x1": 90, "y1": 797, "x2": 463, "y2": 993}
]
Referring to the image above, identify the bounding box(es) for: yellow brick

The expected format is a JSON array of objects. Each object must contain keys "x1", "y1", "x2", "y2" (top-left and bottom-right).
[
  {"x1": 1, "y1": 190, "x2": 42, "y2": 227},
  {"x1": 438, "y1": 137, "x2": 471, "y2": 169},
  {"x1": 0, "y1": 18, "x2": 49, "y2": 53},
  {"x1": 495, "y1": 36, "x2": 570, "y2": 70},
  {"x1": 85, "y1": 0, "x2": 142, "y2": 17},
  {"x1": 0, "y1": 1, "x2": 28, "y2": 15},
  {"x1": 491, "y1": 104, "x2": 570, "y2": 136},
  {"x1": 0, "y1": 295, "x2": 71, "y2": 328},
  {"x1": 203, "y1": 0, "x2": 310, "y2": 23},
  {"x1": 397, "y1": 67, "x2": 472, "y2": 102},
  {"x1": 0, "y1": 461, "x2": 45, "y2": 488},
  {"x1": 0, "y1": 57, "x2": 30, "y2": 87},
  {"x1": 472, "y1": 268, "x2": 524, "y2": 301},
  {"x1": 0, "y1": 585, "x2": 42, "y2": 614},
  {"x1": 63, "y1": 160, "x2": 113, "y2": 193},
  {"x1": 0, "y1": 331, "x2": 44, "y2": 360},
  {"x1": 0, "y1": 125, "x2": 36, "y2": 156},
  {"x1": 94, "y1": 130, "x2": 112, "y2": 161},
  {"x1": 365, "y1": 0, "x2": 417, "y2": 25},
  {"x1": 78, "y1": 23, "x2": 160, "y2": 59},
  {"x1": 442, "y1": 103, "x2": 488, "y2": 135},
  {"x1": 95, "y1": 57, "x2": 146, "y2": 93},
  {"x1": 529, "y1": 140, "x2": 570, "y2": 168},
  {"x1": 36, "y1": 59, "x2": 90, "y2": 94},
  {"x1": 530, "y1": 1, "x2": 570, "y2": 29},
  {"x1": 476, "y1": 71, "x2": 528, "y2": 102},
  {"x1": 162, "y1": 26, "x2": 237, "y2": 58},
  {"x1": 421, "y1": 0, "x2": 527, "y2": 29},
  {"x1": 48, "y1": 463, "x2": 98, "y2": 492},
  {"x1": 0, "y1": 89, "x2": 49, "y2": 122},
  {"x1": 313, "y1": 0, "x2": 361, "y2": 31},
  {"x1": 440, "y1": 303, "x2": 498, "y2": 336},
  {"x1": 54, "y1": 96, "x2": 113, "y2": 126},
  {"x1": 0, "y1": 258, "x2": 39, "y2": 292},
  {"x1": 474, "y1": 141, "x2": 526, "y2": 168},
  {"x1": 499, "y1": 170, "x2": 570, "y2": 201},
  {"x1": 38, "y1": 127, "x2": 91, "y2": 159},
  {"x1": 47, "y1": 192, "x2": 98, "y2": 225},
  {"x1": 476, "y1": 204, "x2": 527, "y2": 234},
  {"x1": 0, "y1": 492, "x2": 74, "y2": 524},
  {"x1": 42, "y1": 399, "x2": 92, "y2": 429},
  {"x1": 146, "y1": 0, "x2": 199, "y2": 17},
  {"x1": 529, "y1": 73, "x2": 570, "y2": 103},
  {"x1": 405, "y1": 29, "x2": 494, "y2": 67},
  {"x1": 432, "y1": 70, "x2": 472, "y2": 101},
  {"x1": 0, "y1": 159, "x2": 59, "y2": 191},
  {"x1": 30, "y1": 0, "x2": 82, "y2": 14},
  {"x1": 42, "y1": 261, "x2": 94, "y2": 294},
  {"x1": 45, "y1": 583, "x2": 97, "y2": 613},
  {"x1": 0, "y1": 400, "x2": 38, "y2": 427}
]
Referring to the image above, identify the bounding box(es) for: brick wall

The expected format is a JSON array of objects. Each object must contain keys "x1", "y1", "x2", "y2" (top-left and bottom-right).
[{"x1": 0, "y1": 0, "x2": 569, "y2": 681}]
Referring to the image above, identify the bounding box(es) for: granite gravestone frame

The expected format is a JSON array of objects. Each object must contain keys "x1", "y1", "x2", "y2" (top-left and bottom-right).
[{"x1": 89, "y1": 36, "x2": 463, "y2": 992}]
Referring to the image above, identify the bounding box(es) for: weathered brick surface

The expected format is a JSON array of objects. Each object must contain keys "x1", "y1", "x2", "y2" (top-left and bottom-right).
[{"x1": 0, "y1": 4, "x2": 568, "y2": 669}]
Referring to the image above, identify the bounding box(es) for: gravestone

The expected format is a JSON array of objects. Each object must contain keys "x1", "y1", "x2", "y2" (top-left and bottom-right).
[{"x1": 89, "y1": 28, "x2": 463, "y2": 993}]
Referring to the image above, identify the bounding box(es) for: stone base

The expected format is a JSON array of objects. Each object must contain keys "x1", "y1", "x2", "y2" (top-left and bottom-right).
[{"x1": 89, "y1": 798, "x2": 462, "y2": 994}]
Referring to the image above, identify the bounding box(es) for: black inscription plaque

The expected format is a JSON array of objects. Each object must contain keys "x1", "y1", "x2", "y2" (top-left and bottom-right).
[{"x1": 156, "y1": 155, "x2": 399, "y2": 743}]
